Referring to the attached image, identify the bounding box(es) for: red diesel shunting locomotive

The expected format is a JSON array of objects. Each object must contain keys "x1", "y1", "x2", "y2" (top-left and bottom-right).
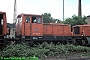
[{"x1": 15, "y1": 13, "x2": 72, "y2": 44}]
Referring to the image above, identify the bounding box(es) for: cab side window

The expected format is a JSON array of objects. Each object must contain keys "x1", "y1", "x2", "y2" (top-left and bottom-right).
[
  {"x1": 1, "y1": 19, "x2": 3, "y2": 25},
  {"x1": 32, "y1": 16, "x2": 41, "y2": 23},
  {"x1": 74, "y1": 27, "x2": 80, "y2": 34},
  {"x1": 17, "y1": 15, "x2": 22, "y2": 23},
  {"x1": 37, "y1": 17, "x2": 41, "y2": 23},
  {"x1": 32, "y1": 17, "x2": 36, "y2": 23},
  {"x1": 26, "y1": 16, "x2": 30, "y2": 23}
]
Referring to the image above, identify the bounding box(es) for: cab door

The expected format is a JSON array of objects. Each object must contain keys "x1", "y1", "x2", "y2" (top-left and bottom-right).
[
  {"x1": 0, "y1": 14, "x2": 3, "y2": 35},
  {"x1": 24, "y1": 16, "x2": 31, "y2": 36},
  {"x1": 31, "y1": 16, "x2": 43, "y2": 36}
]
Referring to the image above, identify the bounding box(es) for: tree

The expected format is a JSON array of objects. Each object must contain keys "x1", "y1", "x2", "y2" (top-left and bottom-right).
[
  {"x1": 63, "y1": 15, "x2": 87, "y2": 26},
  {"x1": 41, "y1": 13, "x2": 61, "y2": 23},
  {"x1": 53, "y1": 19, "x2": 62, "y2": 23},
  {"x1": 41, "y1": 13, "x2": 53, "y2": 23}
]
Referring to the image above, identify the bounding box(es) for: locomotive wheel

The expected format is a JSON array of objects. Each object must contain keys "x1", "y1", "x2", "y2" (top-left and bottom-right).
[
  {"x1": 72, "y1": 38, "x2": 79, "y2": 46},
  {"x1": 82, "y1": 40, "x2": 86, "y2": 46},
  {"x1": 10, "y1": 41, "x2": 15, "y2": 44},
  {"x1": 72, "y1": 38, "x2": 76, "y2": 45},
  {"x1": 72, "y1": 38, "x2": 78, "y2": 45},
  {"x1": 30, "y1": 40, "x2": 33, "y2": 46}
]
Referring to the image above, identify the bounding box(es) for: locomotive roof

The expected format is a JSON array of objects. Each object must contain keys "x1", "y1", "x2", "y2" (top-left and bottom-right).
[
  {"x1": 73, "y1": 24, "x2": 90, "y2": 27},
  {"x1": 17, "y1": 13, "x2": 42, "y2": 17},
  {"x1": 43, "y1": 23, "x2": 70, "y2": 26},
  {"x1": 0, "y1": 11, "x2": 6, "y2": 14}
]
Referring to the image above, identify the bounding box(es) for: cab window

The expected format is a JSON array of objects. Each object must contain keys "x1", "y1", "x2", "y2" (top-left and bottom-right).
[
  {"x1": 26, "y1": 16, "x2": 30, "y2": 23},
  {"x1": 32, "y1": 17, "x2": 36, "y2": 23},
  {"x1": 74, "y1": 27, "x2": 80, "y2": 34},
  {"x1": 17, "y1": 15, "x2": 22, "y2": 23},
  {"x1": 32, "y1": 16, "x2": 41, "y2": 23},
  {"x1": 37, "y1": 17, "x2": 41, "y2": 23}
]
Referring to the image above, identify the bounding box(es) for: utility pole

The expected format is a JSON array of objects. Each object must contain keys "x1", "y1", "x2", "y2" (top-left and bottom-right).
[
  {"x1": 78, "y1": 0, "x2": 82, "y2": 17},
  {"x1": 63, "y1": 0, "x2": 64, "y2": 42},
  {"x1": 63, "y1": 0, "x2": 64, "y2": 21},
  {"x1": 13, "y1": 0, "x2": 17, "y2": 38}
]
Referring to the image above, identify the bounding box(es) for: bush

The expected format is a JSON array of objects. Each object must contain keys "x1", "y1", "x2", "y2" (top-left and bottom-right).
[
  {"x1": 1, "y1": 43, "x2": 30, "y2": 57},
  {"x1": 0, "y1": 42, "x2": 90, "y2": 57}
]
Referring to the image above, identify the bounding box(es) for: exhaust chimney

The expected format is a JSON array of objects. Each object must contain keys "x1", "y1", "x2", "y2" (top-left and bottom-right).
[{"x1": 78, "y1": 0, "x2": 82, "y2": 17}]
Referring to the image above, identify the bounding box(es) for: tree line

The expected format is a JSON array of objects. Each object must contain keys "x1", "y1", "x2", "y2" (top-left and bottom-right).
[{"x1": 42, "y1": 13, "x2": 87, "y2": 26}]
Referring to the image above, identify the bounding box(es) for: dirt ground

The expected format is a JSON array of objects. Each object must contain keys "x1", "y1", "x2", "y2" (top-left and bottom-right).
[
  {"x1": 39, "y1": 53, "x2": 90, "y2": 60},
  {"x1": 39, "y1": 57, "x2": 90, "y2": 60},
  {"x1": 39, "y1": 56, "x2": 90, "y2": 60}
]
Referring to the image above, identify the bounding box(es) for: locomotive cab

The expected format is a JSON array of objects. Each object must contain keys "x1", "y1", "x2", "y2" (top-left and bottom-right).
[
  {"x1": 0, "y1": 14, "x2": 3, "y2": 35},
  {"x1": 72, "y1": 25, "x2": 90, "y2": 45},
  {"x1": 15, "y1": 13, "x2": 43, "y2": 42},
  {"x1": 0, "y1": 12, "x2": 7, "y2": 37},
  {"x1": 0, "y1": 12, "x2": 7, "y2": 48},
  {"x1": 73, "y1": 25, "x2": 90, "y2": 36}
]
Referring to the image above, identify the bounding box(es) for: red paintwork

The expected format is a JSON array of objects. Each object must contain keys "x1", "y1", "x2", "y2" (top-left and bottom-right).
[
  {"x1": 43, "y1": 23, "x2": 72, "y2": 36},
  {"x1": 0, "y1": 12, "x2": 7, "y2": 35},
  {"x1": 15, "y1": 13, "x2": 43, "y2": 36},
  {"x1": 15, "y1": 13, "x2": 90, "y2": 38},
  {"x1": 73, "y1": 25, "x2": 90, "y2": 36}
]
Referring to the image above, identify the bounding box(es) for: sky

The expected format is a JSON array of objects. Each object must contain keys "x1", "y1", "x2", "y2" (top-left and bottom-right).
[{"x1": 0, "y1": 0, "x2": 90, "y2": 23}]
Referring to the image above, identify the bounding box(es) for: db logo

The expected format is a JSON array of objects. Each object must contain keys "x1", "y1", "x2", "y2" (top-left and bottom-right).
[{"x1": 34, "y1": 28, "x2": 39, "y2": 31}]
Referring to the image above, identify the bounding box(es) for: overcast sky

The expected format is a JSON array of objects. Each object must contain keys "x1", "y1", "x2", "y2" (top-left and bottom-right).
[{"x1": 0, "y1": 0, "x2": 90, "y2": 23}]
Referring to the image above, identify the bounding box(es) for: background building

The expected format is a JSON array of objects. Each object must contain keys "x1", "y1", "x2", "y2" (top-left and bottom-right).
[{"x1": 85, "y1": 15, "x2": 90, "y2": 24}]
